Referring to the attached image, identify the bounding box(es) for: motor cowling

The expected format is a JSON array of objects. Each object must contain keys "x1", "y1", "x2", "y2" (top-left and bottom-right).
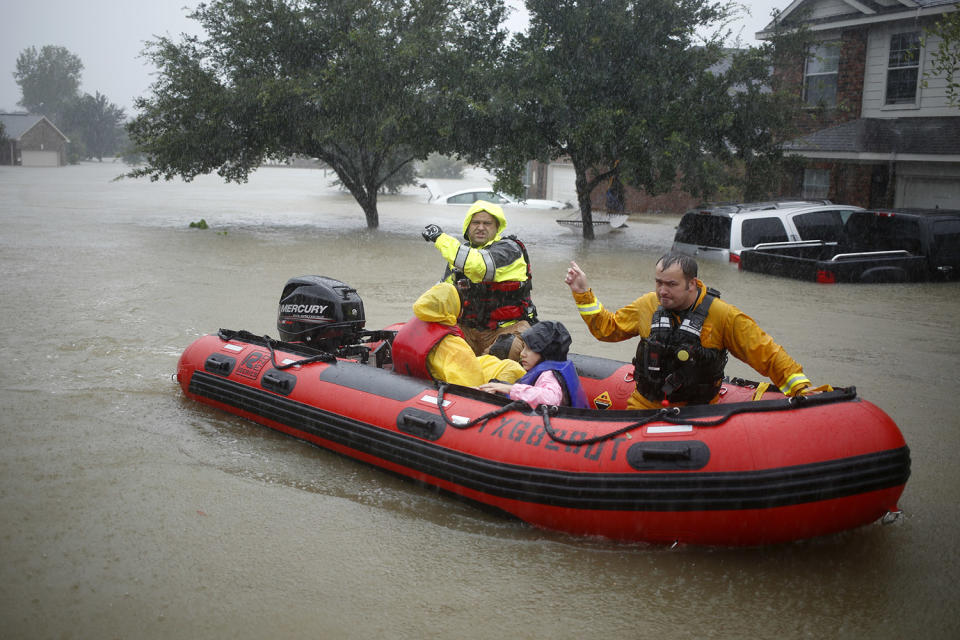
[{"x1": 277, "y1": 276, "x2": 365, "y2": 349}]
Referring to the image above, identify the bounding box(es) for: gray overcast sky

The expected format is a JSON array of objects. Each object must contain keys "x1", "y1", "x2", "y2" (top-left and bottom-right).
[{"x1": 1, "y1": 0, "x2": 784, "y2": 116}]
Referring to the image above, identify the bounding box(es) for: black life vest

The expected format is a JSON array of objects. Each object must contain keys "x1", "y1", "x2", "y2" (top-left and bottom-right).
[
  {"x1": 632, "y1": 288, "x2": 728, "y2": 404},
  {"x1": 451, "y1": 235, "x2": 538, "y2": 330}
]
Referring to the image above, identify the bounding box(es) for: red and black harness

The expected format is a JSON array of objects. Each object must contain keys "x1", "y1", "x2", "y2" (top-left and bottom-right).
[{"x1": 453, "y1": 235, "x2": 538, "y2": 330}]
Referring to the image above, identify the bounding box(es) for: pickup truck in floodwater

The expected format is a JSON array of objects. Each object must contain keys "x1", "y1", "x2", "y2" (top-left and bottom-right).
[{"x1": 738, "y1": 209, "x2": 960, "y2": 283}]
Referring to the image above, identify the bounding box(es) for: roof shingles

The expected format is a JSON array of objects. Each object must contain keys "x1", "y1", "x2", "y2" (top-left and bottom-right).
[{"x1": 784, "y1": 117, "x2": 960, "y2": 156}]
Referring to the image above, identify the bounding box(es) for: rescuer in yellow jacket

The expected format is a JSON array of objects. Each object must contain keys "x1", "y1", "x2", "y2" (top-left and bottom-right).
[
  {"x1": 421, "y1": 200, "x2": 536, "y2": 361},
  {"x1": 392, "y1": 282, "x2": 526, "y2": 387},
  {"x1": 565, "y1": 253, "x2": 813, "y2": 410}
]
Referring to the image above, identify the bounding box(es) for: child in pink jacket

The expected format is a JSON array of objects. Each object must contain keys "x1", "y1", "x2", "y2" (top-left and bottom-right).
[{"x1": 479, "y1": 321, "x2": 589, "y2": 409}]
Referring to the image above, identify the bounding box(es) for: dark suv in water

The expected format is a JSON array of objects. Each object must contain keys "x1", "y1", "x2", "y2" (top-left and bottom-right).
[{"x1": 739, "y1": 207, "x2": 960, "y2": 283}]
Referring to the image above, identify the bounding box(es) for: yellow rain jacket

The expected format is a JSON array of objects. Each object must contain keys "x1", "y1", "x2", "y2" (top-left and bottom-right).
[
  {"x1": 429, "y1": 201, "x2": 534, "y2": 331},
  {"x1": 573, "y1": 280, "x2": 811, "y2": 410},
  {"x1": 413, "y1": 283, "x2": 525, "y2": 387}
]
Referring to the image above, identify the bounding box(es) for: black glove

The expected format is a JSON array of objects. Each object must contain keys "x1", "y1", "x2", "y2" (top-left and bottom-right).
[{"x1": 422, "y1": 224, "x2": 443, "y2": 242}]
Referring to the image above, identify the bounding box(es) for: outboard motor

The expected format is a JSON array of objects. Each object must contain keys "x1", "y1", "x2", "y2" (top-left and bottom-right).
[{"x1": 277, "y1": 276, "x2": 366, "y2": 350}]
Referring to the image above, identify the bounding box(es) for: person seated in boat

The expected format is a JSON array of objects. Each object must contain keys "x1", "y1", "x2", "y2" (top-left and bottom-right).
[
  {"x1": 421, "y1": 200, "x2": 536, "y2": 362},
  {"x1": 478, "y1": 320, "x2": 589, "y2": 409},
  {"x1": 564, "y1": 252, "x2": 815, "y2": 410},
  {"x1": 392, "y1": 282, "x2": 526, "y2": 387}
]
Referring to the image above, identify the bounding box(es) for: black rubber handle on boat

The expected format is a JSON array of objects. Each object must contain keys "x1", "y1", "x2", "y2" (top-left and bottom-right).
[
  {"x1": 642, "y1": 446, "x2": 692, "y2": 461},
  {"x1": 403, "y1": 414, "x2": 430, "y2": 428},
  {"x1": 626, "y1": 441, "x2": 711, "y2": 471},
  {"x1": 397, "y1": 408, "x2": 445, "y2": 441}
]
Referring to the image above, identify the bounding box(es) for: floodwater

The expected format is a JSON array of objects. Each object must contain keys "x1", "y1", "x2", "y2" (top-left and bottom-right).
[{"x1": 1, "y1": 162, "x2": 958, "y2": 639}]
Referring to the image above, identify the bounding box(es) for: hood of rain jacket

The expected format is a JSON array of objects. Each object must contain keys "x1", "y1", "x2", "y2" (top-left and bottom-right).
[
  {"x1": 412, "y1": 282, "x2": 460, "y2": 326},
  {"x1": 462, "y1": 200, "x2": 507, "y2": 242}
]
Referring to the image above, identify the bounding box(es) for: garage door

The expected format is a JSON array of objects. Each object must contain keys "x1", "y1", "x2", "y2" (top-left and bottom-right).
[
  {"x1": 898, "y1": 177, "x2": 960, "y2": 209},
  {"x1": 20, "y1": 150, "x2": 60, "y2": 167},
  {"x1": 547, "y1": 164, "x2": 577, "y2": 206}
]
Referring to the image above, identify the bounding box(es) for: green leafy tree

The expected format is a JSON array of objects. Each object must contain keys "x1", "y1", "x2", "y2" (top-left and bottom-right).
[
  {"x1": 924, "y1": 6, "x2": 960, "y2": 107},
  {"x1": 14, "y1": 45, "x2": 84, "y2": 122},
  {"x1": 329, "y1": 147, "x2": 419, "y2": 194},
  {"x1": 62, "y1": 92, "x2": 127, "y2": 161},
  {"x1": 481, "y1": 0, "x2": 735, "y2": 238},
  {"x1": 381, "y1": 152, "x2": 420, "y2": 194},
  {"x1": 127, "y1": 0, "x2": 507, "y2": 228},
  {"x1": 713, "y1": 24, "x2": 812, "y2": 202}
]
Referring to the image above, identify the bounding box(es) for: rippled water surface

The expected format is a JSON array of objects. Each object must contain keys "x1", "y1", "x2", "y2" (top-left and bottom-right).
[{"x1": 1, "y1": 163, "x2": 958, "y2": 639}]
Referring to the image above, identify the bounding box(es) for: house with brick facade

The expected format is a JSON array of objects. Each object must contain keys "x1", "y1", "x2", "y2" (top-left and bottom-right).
[
  {"x1": 762, "y1": 0, "x2": 960, "y2": 209},
  {"x1": 524, "y1": 156, "x2": 702, "y2": 215}
]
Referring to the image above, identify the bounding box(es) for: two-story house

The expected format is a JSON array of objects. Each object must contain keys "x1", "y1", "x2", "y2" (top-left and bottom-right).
[{"x1": 761, "y1": 0, "x2": 960, "y2": 209}]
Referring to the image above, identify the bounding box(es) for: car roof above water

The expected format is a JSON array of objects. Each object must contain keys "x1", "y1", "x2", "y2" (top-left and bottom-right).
[{"x1": 685, "y1": 200, "x2": 834, "y2": 217}]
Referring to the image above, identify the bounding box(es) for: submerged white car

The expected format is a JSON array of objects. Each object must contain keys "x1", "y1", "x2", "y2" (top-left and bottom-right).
[{"x1": 430, "y1": 187, "x2": 572, "y2": 210}]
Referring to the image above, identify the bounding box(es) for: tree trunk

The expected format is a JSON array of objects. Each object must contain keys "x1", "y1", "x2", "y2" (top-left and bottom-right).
[
  {"x1": 333, "y1": 171, "x2": 380, "y2": 229},
  {"x1": 321, "y1": 156, "x2": 381, "y2": 229},
  {"x1": 573, "y1": 160, "x2": 595, "y2": 240},
  {"x1": 356, "y1": 190, "x2": 380, "y2": 229}
]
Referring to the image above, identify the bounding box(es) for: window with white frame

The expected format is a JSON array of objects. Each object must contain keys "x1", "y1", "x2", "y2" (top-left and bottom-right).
[
  {"x1": 804, "y1": 41, "x2": 840, "y2": 107},
  {"x1": 803, "y1": 168, "x2": 831, "y2": 199},
  {"x1": 885, "y1": 31, "x2": 921, "y2": 105}
]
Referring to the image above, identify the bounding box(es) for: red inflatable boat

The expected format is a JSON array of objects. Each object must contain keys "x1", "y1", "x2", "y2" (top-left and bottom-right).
[{"x1": 176, "y1": 321, "x2": 910, "y2": 546}]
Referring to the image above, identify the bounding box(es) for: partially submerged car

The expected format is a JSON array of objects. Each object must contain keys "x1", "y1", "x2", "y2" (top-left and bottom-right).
[
  {"x1": 429, "y1": 186, "x2": 571, "y2": 210},
  {"x1": 671, "y1": 200, "x2": 864, "y2": 264}
]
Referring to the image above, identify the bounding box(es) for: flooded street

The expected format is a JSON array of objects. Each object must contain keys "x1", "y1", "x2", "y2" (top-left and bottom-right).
[{"x1": 1, "y1": 162, "x2": 958, "y2": 639}]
